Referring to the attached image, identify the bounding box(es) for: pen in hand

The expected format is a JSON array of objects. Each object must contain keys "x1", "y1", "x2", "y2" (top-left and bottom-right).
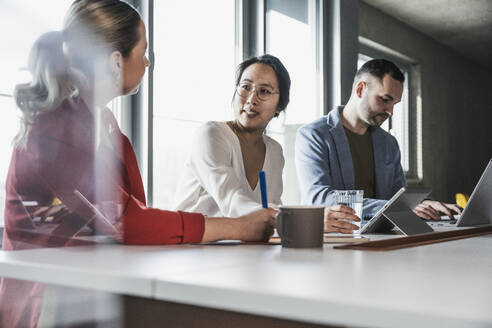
[{"x1": 259, "y1": 171, "x2": 268, "y2": 208}]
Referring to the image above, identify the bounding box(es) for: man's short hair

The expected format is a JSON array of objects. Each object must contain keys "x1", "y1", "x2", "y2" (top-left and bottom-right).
[{"x1": 355, "y1": 59, "x2": 405, "y2": 83}]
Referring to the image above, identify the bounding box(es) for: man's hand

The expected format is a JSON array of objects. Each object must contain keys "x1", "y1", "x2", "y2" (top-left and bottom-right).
[
  {"x1": 324, "y1": 205, "x2": 360, "y2": 234},
  {"x1": 32, "y1": 204, "x2": 72, "y2": 223},
  {"x1": 413, "y1": 200, "x2": 462, "y2": 220}
]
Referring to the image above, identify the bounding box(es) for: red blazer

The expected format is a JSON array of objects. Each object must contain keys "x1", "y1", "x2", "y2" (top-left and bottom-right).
[
  {"x1": 1, "y1": 98, "x2": 205, "y2": 327},
  {"x1": 3, "y1": 98, "x2": 204, "y2": 249}
]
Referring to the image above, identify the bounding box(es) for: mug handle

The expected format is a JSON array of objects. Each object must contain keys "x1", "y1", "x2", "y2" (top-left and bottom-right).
[{"x1": 275, "y1": 210, "x2": 289, "y2": 242}]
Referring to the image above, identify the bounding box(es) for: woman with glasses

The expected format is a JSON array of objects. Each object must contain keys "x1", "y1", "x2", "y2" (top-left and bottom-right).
[{"x1": 174, "y1": 55, "x2": 290, "y2": 217}]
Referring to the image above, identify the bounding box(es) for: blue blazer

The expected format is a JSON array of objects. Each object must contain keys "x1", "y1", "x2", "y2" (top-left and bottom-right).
[{"x1": 295, "y1": 107, "x2": 406, "y2": 218}]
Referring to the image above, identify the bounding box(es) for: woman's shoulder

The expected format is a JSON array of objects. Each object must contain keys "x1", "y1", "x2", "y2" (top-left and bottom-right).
[
  {"x1": 196, "y1": 121, "x2": 233, "y2": 140},
  {"x1": 200, "y1": 120, "x2": 228, "y2": 131},
  {"x1": 190, "y1": 121, "x2": 236, "y2": 159}
]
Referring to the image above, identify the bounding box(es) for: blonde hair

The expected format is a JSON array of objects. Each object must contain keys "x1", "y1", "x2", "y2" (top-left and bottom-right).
[{"x1": 13, "y1": 0, "x2": 141, "y2": 147}]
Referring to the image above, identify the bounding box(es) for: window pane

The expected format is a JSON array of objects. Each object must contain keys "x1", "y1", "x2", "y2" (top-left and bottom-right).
[
  {"x1": 265, "y1": 0, "x2": 321, "y2": 205},
  {"x1": 0, "y1": 1, "x2": 70, "y2": 95},
  {"x1": 266, "y1": 0, "x2": 321, "y2": 125},
  {"x1": 152, "y1": 1, "x2": 236, "y2": 208}
]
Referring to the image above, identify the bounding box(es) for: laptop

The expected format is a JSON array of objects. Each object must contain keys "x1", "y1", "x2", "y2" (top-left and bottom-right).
[
  {"x1": 15, "y1": 189, "x2": 119, "y2": 246},
  {"x1": 457, "y1": 159, "x2": 492, "y2": 226},
  {"x1": 430, "y1": 159, "x2": 492, "y2": 229},
  {"x1": 359, "y1": 187, "x2": 434, "y2": 235},
  {"x1": 73, "y1": 190, "x2": 121, "y2": 236}
]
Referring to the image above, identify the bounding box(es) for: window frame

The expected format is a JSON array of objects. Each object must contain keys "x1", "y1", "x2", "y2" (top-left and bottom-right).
[{"x1": 124, "y1": 0, "x2": 154, "y2": 205}]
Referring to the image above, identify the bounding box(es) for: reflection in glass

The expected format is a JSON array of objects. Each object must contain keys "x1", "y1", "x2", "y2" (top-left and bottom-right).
[{"x1": 0, "y1": 1, "x2": 193, "y2": 327}]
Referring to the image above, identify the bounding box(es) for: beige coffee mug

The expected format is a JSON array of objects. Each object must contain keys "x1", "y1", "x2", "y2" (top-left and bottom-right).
[{"x1": 276, "y1": 206, "x2": 325, "y2": 248}]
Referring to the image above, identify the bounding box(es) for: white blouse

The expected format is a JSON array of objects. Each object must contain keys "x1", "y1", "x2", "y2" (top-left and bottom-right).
[{"x1": 173, "y1": 121, "x2": 284, "y2": 217}]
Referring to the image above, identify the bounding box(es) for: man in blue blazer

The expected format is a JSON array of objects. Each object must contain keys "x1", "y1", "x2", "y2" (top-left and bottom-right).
[{"x1": 295, "y1": 59, "x2": 461, "y2": 233}]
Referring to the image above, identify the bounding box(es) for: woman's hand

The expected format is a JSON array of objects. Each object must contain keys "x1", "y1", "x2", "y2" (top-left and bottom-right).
[
  {"x1": 324, "y1": 205, "x2": 360, "y2": 234},
  {"x1": 236, "y1": 208, "x2": 276, "y2": 241},
  {"x1": 201, "y1": 208, "x2": 276, "y2": 242}
]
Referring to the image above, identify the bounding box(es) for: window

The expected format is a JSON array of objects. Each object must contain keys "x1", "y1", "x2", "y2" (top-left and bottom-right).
[
  {"x1": 265, "y1": 0, "x2": 323, "y2": 204},
  {"x1": 152, "y1": 0, "x2": 237, "y2": 209},
  {"x1": 150, "y1": 0, "x2": 325, "y2": 208},
  {"x1": 358, "y1": 38, "x2": 422, "y2": 181}
]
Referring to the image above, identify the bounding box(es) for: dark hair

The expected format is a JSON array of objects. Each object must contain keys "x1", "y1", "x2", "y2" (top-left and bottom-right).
[
  {"x1": 355, "y1": 58, "x2": 405, "y2": 83},
  {"x1": 235, "y1": 54, "x2": 291, "y2": 114}
]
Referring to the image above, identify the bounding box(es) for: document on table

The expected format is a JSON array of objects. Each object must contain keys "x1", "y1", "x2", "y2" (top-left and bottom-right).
[{"x1": 195, "y1": 235, "x2": 369, "y2": 246}]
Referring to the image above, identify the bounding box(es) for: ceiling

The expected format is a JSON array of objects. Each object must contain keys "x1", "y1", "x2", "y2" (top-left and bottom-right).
[{"x1": 361, "y1": 0, "x2": 492, "y2": 70}]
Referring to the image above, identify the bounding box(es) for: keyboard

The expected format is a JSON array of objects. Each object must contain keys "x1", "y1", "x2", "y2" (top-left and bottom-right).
[{"x1": 426, "y1": 214, "x2": 461, "y2": 230}]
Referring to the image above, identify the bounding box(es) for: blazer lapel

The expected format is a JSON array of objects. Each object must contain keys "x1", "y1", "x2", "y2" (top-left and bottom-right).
[
  {"x1": 326, "y1": 106, "x2": 355, "y2": 189},
  {"x1": 331, "y1": 126, "x2": 355, "y2": 189},
  {"x1": 102, "y1": 109, "x2": 146, "y2": 205},
  {"x1": 327, "y1": 108, "x2": 355, "y2": 189},
  {"x1": 371, "y1": 127, "x2": 386, "y2": 198}
]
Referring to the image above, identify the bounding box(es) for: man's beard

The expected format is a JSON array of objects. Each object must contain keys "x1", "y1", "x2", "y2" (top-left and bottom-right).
[
  {"x1": 358, "y1": 100, "x2": 390, "y2": 126},
  {"x1": 368, "y1": 113, "x2": 389, "y2": 126}
]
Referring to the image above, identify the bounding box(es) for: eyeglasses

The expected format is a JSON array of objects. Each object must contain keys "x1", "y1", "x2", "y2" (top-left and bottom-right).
[{"x1": 236, "y1": 82, "x2": 280, "y2": 101}]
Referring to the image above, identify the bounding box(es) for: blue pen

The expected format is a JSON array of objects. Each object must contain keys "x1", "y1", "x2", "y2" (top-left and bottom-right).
[{"x1": 259, "y1": 171, "x2": 268, "y2": 208}]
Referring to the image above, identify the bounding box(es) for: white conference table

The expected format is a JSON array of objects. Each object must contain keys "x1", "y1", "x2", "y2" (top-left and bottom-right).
[{"x1": 0, "y1": 233, "x2": 492, "y2": 328}]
